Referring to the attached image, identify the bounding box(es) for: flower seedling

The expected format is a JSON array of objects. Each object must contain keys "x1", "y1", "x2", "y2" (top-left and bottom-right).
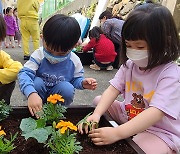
[
  {"x1": 19, "y1": 94, "x2": 83, "y2": 153},
  {"x1": 20, "y1": 94, "x2": 66, "y2": 143},
  {"x1": 47, "y1": 120, "x2": 82, "y2": 154},
  {"x1": 20, "y1": 117, "x2": 52, "y2": 143},
  {"x1": 0, "y1": 126, "x2": 17, "y2": 154},
  {"x1": 39, "y1": 94, "x2": 67, "y2": 124},
  {"x1": 0, "y1": 99, "x2": 12, "y2": 121}
]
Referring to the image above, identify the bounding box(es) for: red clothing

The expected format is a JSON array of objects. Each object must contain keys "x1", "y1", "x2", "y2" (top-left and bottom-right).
[
  {"x1": 83, "y1": 34, "x2": 117, "y2": 62},
  {"x1": 125, "y1": 104, "x2": 145, "y2": 120}
]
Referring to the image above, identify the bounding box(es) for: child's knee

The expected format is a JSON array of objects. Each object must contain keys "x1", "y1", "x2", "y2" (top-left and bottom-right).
[
  {"x1": 58, "y1": 82, "x2": 74, "y2": 97},
  {"x1": 92, "y1": 95, "x2": 102, "y2": 106},
  {"x1": 133, "y1": 131, "x2": 174, "y2": 154},
  {"x1": 54, "y1": 82, "x2": 75, "y2": 106}
]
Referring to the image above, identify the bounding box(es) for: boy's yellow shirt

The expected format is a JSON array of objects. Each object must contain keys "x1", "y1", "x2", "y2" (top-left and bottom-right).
[
  {"x1": 0, "y1": 50, "x2": 23, "y2": 84},
  {"x1": 17, "y1": 0, "x2": 40, "y2": 20}
]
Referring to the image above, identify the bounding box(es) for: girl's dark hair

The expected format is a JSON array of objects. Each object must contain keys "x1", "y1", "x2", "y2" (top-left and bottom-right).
[
  {"x1": 13, "y1": 8, "x2": 17, "y2": 13},
  {"x1": 3, "y1": 9, "x2": 5, "y2": 15},
  {"x1": 99, "y1": 10, "x2": 113, "y2": 19},
  {"x1": 89, "y1": 26, "x2": 103, "y2": 41},
  {"x1": 6, "y1": 7, "x2": 12, "y2": 14},
  {"x1": 43, "y1": 14, "x2": 81, "y2": 52},
  {"x1": 0, "y1": 15, "x2": 6, "y2": 42},
  {"x1": 121, "y1": 3, "x2": 180, "y2": 70}
]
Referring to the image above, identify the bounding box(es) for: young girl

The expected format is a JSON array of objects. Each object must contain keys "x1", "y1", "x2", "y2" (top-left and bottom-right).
[
  {"x1": 83, "y1": 26, "x2": 117, "y2": 71},
  {"x1": 13, "y1": 8, "x2": 21, "y2": 48},
  {"x1": 4, "y1": 7, "x2": 18, "y2": 48},
  {"x1": 78, "y1": 3, "x2": 180, "y2": 154}
]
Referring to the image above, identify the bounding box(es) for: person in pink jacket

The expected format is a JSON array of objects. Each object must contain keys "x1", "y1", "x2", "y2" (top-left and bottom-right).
[{"x1": 4, "y1": 7, "x2": 18, "y2": 48}]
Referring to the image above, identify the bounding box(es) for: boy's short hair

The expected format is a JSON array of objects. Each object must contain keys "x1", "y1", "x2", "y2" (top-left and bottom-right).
[
  {"x1": 121, "y1": 3, "x2": 180, "y2": 70},
  {"x1": 0, "y1": 15, "x2": 6, "y2": 42},
  {"x1": 43, "y1": 14, "x2": 81, "y2": 52}
]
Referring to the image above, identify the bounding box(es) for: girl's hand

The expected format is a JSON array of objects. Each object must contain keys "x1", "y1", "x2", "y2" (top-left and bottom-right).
[
  {"x1": 82, "y1": 78, "x2": 97, "y2": 90},
  {"x1": 28, "y1": 92, "x2": 43, "y2": 118},
  {"x1": 78, "y1": 113, "x2": 101, "y2": 134},
  {"x1": 88, "y1": 127, "x2": 120, "y2": 145}
]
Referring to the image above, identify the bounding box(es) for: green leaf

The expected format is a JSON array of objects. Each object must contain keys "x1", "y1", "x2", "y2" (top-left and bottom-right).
[
  {"x1": 42, "y1": 103, "x2": 67, "y2": 124},
  {"x1": 0, "y1": 99, "x2": 12, "y2": 121},
  {"x1": 0, "y1": 133, "x2": 17, "y2": 153},
  {"x1": 36, "y1": 119, "x2": 46, "y2": 128},
  {"x1": 45, "y1": 126, "x2": 53, "y2": 135},
  {"x1": 20, "y1": 117, "x2": 37, "y2": 133},
  {"x1": 23, "y1": 128, "x2": 49, "y2": 143},
  {"x1": 76, "y1": 112, "x2": 92, "y2": 126}
]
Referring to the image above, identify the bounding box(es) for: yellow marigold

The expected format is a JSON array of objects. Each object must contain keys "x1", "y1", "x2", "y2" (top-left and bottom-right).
[
  {"x1": 0, "y1": 126, "x2": 6, "y2": 136},
  {"x1": 47, "y1": 94, "x2": 65, "y2": 104},
  {"x1": 56, "y1": 120, "x2": 77, "y2": 134}
]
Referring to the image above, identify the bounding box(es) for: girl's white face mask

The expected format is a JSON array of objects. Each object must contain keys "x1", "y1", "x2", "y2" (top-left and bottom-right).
[{"x1": 126, "y1": 48, "x2": 148, "y2": 68}]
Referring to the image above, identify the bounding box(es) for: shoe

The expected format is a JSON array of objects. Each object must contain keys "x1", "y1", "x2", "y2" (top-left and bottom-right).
[
  {"x1": 89, "y1": 64, "x2": 101, "y2": 71},
  {"x1": 12, "y1": 46, "x2": 15, "y2": 48},
  {"x1": 24, "y1": 56, "x2": 30, "y2": 60},
  {"x1": 18, "y1": 44, "x2": 21, "y2": 48},
  {"x1": 106, "y1": 65, "x2": 113, "y2": 71}
]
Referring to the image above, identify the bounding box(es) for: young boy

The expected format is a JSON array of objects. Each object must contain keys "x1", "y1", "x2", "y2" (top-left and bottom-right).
[
  {"x1": 0, "y1": 15, "x2": 23, "y2": 104},
  {"x1": 18, "y1": 14, "x2": 97, "y2": 117}
]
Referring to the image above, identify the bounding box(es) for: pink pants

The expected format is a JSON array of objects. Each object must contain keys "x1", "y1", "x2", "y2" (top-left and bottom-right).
[{"x1": 93, "y1": 96, "x2": 176, "y2": 154}]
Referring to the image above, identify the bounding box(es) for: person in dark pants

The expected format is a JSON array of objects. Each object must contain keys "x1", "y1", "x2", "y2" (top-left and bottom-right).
[
  {"x1": 0, "y1": 81, "x2": 16, "y2": 104},
  {"x1": 99, "y1": 10, "x2": 124, "y2": 69},
  {"x1": 0, "y1": 15, "x2": 23, "y2": 104}
]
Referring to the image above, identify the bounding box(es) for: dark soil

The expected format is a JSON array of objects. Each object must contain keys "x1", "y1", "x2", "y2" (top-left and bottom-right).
[{"x1": 0, "y1": 113, "x2": 139, "y2": 154}]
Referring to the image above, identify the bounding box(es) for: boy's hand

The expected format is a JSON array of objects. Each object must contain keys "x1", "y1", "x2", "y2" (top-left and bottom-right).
[
  {"x1": 28, "y1": 92, "x2": 43, "y2": 118},
  {"x1": 88, "y1": 127, "x2": 120, "y2": 145},
  {"x1": 82, "y1": 78, "x2": 97, "y2": 90}
]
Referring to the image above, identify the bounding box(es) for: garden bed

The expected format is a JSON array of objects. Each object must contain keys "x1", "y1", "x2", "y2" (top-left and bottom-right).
[
  {"x1": 74, "y1": 51, "x2": 94, "y2": 65},
  {"x1": 0, "y1": 105, "x2": 145, "y2": 154}
]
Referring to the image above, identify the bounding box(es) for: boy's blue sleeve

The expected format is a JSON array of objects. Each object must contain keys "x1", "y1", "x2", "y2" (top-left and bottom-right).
[
  {"x1": 71, "y1": 76, "x2": 84, "y2": 90},
  {"x1": 70, "y1": 53, "x2": 85, "y2": 89},
  {"x1": 18, "y1": 67, "x2": 37, "y2": 97},
  {"x1": 18, "y1": 49, "x2": 43, "y2": 97}
]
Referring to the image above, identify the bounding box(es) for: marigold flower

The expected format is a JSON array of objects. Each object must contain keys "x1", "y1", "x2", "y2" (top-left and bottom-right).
[
  {"x1": 0, "y1": 126, "x2": 6, "y2": 136},
  {"x1": 56, "y1": 120, "x2": 77, "y2": 134},
  {"x1": 47, "y1": 94, "x2": 65, "y2": 104}
]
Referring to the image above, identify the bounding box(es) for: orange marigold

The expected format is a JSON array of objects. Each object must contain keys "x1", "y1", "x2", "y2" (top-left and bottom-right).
[
  {"x1": 56, "y1": 120, "x2": 77, "y2": 134},
  {"x1": 0, "y1": 126, "x2": 6, "y2": 136},
  {"x1": 47, "y1": 94, "x2": 65, "y2": 104}
]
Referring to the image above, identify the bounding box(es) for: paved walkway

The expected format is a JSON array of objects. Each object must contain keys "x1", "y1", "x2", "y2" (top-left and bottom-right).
[{"x1": 3, "y1": 41, "x2": 117, "y2": 106}]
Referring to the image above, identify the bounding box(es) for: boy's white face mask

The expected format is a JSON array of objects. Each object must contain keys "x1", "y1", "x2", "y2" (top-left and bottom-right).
[
  {"x1": 126, "y1": 48, "x2": 148, "y2": 68},
  {"x1": 43, "y1": 47, "x2": 69, "y2": 64}
]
